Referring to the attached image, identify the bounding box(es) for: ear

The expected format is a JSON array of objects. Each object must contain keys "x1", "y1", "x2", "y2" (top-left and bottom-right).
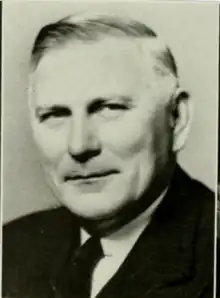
[{"x1": 169, "y1": 88, "x2": 192, "y2": 153}]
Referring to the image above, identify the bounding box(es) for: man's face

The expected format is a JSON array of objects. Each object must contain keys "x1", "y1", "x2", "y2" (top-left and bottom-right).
[{"x1": 30, "y1": 37, "x2": 176, "y2": 220}]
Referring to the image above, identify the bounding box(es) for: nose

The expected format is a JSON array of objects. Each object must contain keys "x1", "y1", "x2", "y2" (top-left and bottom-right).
[{"x1": 67, "y1": 114, "x2": 101, "y2": 163}]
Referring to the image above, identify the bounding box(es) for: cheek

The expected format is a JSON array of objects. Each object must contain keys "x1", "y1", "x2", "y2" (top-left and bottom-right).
[
  {"x1": 99, "y1": 111, "x2": 154, "y2": 159},
  {"x1": 32, "y1": 123, "x2": 68, "y2": 164}
]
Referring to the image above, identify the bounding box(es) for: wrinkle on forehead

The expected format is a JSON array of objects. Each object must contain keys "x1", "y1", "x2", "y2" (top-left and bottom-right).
[{"x1": 30, "y1": 37, "x2": 177, "y2": 105}]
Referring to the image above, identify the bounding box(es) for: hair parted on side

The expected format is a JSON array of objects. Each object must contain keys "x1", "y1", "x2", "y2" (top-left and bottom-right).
[{"x1": 30, "y1": 12, "x2": 178, "y2": 78}]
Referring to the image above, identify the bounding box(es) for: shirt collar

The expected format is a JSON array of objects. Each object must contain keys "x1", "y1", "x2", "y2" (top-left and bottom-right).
[{"x1": 81, "y1": 190, "x2": 166, "y2": 258}]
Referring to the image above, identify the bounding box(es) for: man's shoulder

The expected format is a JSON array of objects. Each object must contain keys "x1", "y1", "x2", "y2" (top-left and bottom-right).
[
  {"x1": 150, "y1": 167, "x2": 215, "y2": 297},
  {"x1": 189, "y1": 173, "x2": 214, "y2": 199},
  {"x1": 175, "y1": 166, "x2": 214, "y2": 224},
  {"x1": 161, "y1": 165, "x2": 215, "y2": 252},
  {"x1": 3, "y1": 207, "x2": 80, "y2": 291},
  {"x1": 188, "y1": 172, "x2": 214, "y2": 235},
  {"x1": 184, "y1": 170, "x2": 215, "y2": 295},
  {"x1": 173, "y1": 165, "x2": 214, "y2": 204},
  {"x1": 2, "y1": 207, "x2": 78, "y2": 297},
  {"x1": 3, "y1": 206, "x2": 78, "y2": 243},
  {"x1": 187, "y1": 171, "x2": 214, "y2": 214},
  {"x1": 172, "y1": 166, "x2": 214, "y2": 264}
]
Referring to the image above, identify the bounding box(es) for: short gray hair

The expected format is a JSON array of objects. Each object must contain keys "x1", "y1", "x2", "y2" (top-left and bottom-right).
[{"x1": 30, "y1": 12, "x2": 178, "y2": 78}]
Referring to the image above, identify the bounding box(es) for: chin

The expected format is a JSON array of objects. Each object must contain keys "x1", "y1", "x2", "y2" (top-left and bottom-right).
[{"x1": 59, "y1": 190, "x2": 128, "y2": 220}]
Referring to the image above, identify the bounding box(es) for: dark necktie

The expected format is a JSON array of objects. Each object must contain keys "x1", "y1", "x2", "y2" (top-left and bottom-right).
[{"x1": 55, "y1": 236, "x2": 104, "y2": 298}]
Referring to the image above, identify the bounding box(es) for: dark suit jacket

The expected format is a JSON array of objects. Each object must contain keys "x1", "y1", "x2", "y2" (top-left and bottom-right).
[{"x1": 3, "y1": 166, "x2": 214, "y2": 298}]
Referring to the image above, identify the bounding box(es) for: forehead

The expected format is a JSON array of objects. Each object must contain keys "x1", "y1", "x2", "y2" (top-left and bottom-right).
[{"x1": 32, "y1": 37, "x2": 169, "y2": 105}]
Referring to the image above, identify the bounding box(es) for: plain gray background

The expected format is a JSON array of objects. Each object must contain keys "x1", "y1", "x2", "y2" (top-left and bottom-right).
[{"x1": 3, "y1": 1, "x2": 218, "y2": 223}]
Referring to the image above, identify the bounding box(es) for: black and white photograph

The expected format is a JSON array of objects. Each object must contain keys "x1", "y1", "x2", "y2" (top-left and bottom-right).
[{"x1": 2, "y1": 2, "x2": 218, "y2": 298}]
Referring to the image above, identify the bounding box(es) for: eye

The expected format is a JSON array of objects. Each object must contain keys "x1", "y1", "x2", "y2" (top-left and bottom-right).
[
  {"x1": 105, "y1": 103, "x2": 127, "y2": 110},
  {"x1": 88, "y1": 100, "x2": 129, "y2": 119},
  {"x1": 98, "y1": 103, "x2": 128, "y2": 119},
  {"x1": 87, "y1": 96, "x2": 133, "y2": 119}
]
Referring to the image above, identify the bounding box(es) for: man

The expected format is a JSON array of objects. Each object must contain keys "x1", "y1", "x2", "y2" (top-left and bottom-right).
[{"x1": 3, "y1": 12, "x2": 214, "y2": 298}]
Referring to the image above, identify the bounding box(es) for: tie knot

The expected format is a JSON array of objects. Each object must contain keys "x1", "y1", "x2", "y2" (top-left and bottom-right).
[{"x1": 75, "y1": 236, "x2": 104, "y2": 265}]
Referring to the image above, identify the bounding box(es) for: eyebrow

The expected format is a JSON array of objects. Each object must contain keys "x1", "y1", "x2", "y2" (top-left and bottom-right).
[
  {"x1": 35, "y1": 95, "x2": 134, "y2": 115},
  {"x1": 35, "y1": 104, "x2": 70, "y2": 114},
  {"x1": 35, "y1": 105, "x2": 71, "y2": 122},
  {"x1": 88, "y1": 95, "x2": 133, "y2": 106}
]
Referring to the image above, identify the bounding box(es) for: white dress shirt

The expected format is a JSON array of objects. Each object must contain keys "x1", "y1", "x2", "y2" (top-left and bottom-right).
[{"x1": 81, "y1": 192, "x2": 165, "y2": 298}]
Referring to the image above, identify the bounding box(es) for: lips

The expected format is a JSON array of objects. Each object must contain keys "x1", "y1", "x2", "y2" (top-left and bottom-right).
[{"x1": 64, "y1": 170, "x2": 119, "y2": 182}]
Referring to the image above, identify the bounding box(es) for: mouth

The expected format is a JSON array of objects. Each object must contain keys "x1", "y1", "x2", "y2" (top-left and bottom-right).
[{"x1": 64, "y1": 170, "x2": 119, "y2": 183}]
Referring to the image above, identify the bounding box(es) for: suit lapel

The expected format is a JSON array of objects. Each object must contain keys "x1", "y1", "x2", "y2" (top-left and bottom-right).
[
  {"x1": 95, "y1": 166, "x2": 199, "y2": 298},
  {"x1": 48, "y1": 208, "x2": 81, "y2": 298}
]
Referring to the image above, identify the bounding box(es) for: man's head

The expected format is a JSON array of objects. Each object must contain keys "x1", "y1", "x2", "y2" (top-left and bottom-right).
[{"x1": 28, "y1": 12, "x2": 191, "y2": 234}]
